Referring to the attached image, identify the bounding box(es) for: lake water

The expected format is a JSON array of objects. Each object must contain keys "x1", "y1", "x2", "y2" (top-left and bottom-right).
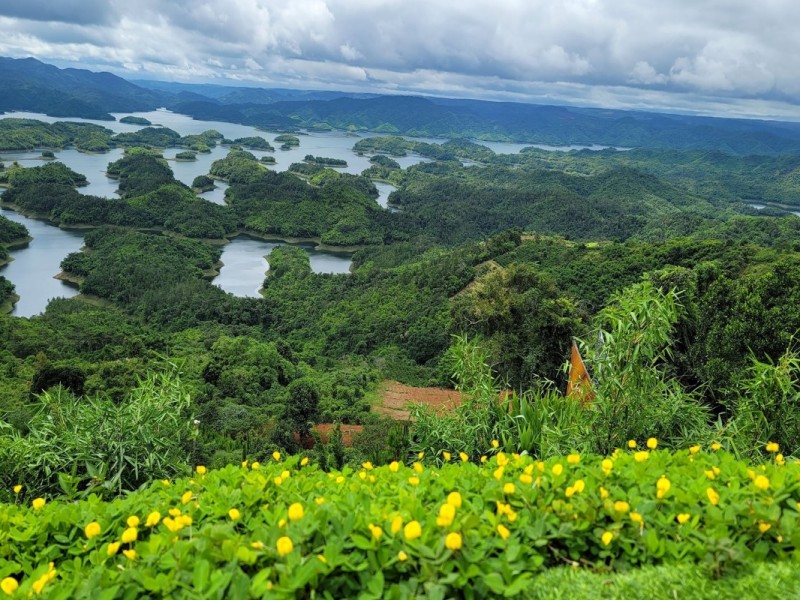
[
  {"x1": 0, "y1": 109, "x2": 617, "y2": 310},
  {"x1": 0, "y1": 208, "x2": 83, "y2": 316},
  {"x1": 213, "y1": 236, "x2": 352, "y2": 297}
]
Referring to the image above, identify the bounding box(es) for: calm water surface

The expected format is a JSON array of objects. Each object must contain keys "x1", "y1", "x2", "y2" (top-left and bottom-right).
[
  {"x1": 0, "y1": 208, "x2": 83, "y2": 316},
  {"x1": 213, "y1": 236, "x2": 352, "y2": 297}
]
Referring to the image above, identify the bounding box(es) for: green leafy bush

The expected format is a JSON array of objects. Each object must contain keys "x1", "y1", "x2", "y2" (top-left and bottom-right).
[{"x1": 0, "y1": 447, "x2": 797, "y2": 597}]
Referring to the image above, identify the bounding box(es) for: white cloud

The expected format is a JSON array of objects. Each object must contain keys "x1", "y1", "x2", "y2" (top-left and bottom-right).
[{"x1": 1, "y1": 0, "x2": 800, "y2": 117}]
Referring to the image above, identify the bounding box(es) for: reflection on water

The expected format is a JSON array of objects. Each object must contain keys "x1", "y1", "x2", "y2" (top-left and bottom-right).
[
  {"x1": 0, "y1": 208, "x2": 84, "y2": 317},
  {"x1": 213, "y1": 236, "x2": 352, "y2": 298}
]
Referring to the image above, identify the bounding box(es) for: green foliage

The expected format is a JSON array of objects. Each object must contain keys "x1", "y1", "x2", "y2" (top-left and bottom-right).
[
  {"x1": 730, "y1": 348, "x2": 800, "y2": 460},
  {"x1": 580, "y1": 280, "x2": 711, "y2": 453},
  {"x1": 0, "y1": 367, "x2": 193, "y2": 498},
  {"x1": 1, "y1": 451, "x2": 798, "y2": 597},
  {"x1": 0, "y1": 214, "x2": 28, "y2": 244},
  {"x1": 232, "y1": 136, "x2": 274, "y2": 151}
]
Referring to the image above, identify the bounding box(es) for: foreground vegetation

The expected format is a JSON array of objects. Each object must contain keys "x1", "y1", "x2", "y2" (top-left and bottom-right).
[{"x1": 1, "y1": 446, "x2": 797, "y2": 598}]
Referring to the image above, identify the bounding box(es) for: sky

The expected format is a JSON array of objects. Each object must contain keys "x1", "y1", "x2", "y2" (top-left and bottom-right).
[{"x1": 1, "y1": 0, "x2": 800, "y2": 120}]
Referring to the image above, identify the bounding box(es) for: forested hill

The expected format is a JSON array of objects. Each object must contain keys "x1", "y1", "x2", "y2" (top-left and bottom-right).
[
  {"x1": 4, "y1": 57, "x2": 800, "y2": 153},
  {"x1": 0, "y1": 57, "x2": 170, "y2": 119},
  {"x1": 172, "y1": 94, "x2": 800, "y2": 154}
]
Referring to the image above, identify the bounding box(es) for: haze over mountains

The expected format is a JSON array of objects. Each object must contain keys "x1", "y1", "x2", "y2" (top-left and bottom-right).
[{"x1": 3, "y1": 56, "x2": 800, "y2": 154}]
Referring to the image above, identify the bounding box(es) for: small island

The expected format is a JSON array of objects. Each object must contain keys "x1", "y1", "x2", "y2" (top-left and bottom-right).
[
  {"x1": 260, "y1": 155, "x2": 276, "y2": 164},
  {"x1": 40, "y1": 150, "x2": 55, "y2": 160},
  {"x1": 304, "y1": 154, "x2": 348, "y2": 167},
  {"x1": 233, "y1": 136, "x2": 274, "y2": 151},
  {"x1": 192, "y1": 175, "x2": 216, "y2": 192},
  {"x1": 274, "y1": 134, "x2": 300, "y2": 149},
  {"x1": 119, "y1": 116, "x2": 152, "y2": 126},
  {"x1": 175, "y1": 150, "x2": 197, "y2": 161}
]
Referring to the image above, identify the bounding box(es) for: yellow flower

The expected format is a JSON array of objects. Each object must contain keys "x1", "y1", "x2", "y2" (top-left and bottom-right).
[
  {"x1": 32, "y1": 497, "x2": 46, "y2": 510},
  {"x1": 12, "y1": 485, "x2": 21, "y2": 495},
  {"x1": 278, "y1": 519, "x2": 286, "y2": 528},
  {"x1": 491, "y1": 440, "x2": 500, "y2": 449},
  {"x1": 229, "y1": 508, "x2": 241, "y2": 521},
  {"x1": 503, "y1": 483, "x2": 516, "y2": 495},
  {"x1": 145, "y1": 511, "x2": 161, "y2": 528},
  {"x1": 317, "y1": 554, "x2": 327, "y2": 563},
  {"x1": 391, "y1": 516, "x2": 403, "y2": 535},
  {"x1": 169, "y1": 508, "x2": 182, "y2": 517},
  {"x1": 442, "y1": 452, "x2": 451, "y2": 462},
  {"x1": 272, "y1": 451, "x2": 281, "y2": 461},
  {"x1": 288, "y1": 503, "x2": 304, "y2": 521},
  {"x1": 359, "y1": 471, "x2": 367, "y2": 481},
  {"x1": 493, "y1": 467, "x2": 505, "y2": 481},
  {"x1": 413, "y1": 462, "x2": 424, "y2": 474},
  {"x1": 656, "y1": 477, "x2": 671, "y2": 499},
  {"x1": 123, "y1": 549, "x2": 136, "y2": 560},
  {"x1": 369, "y1": 524, "x2": 383, "y2": 540},
  {"x1": 614, "y1": 501, "x2": 630, "y2": 514},
  {"x1": 126, "y1": 515, "x2": 140, "y2": 528},
  {"x1": 496, "y1": 524, "x2": 511, "y2": 541},
  {"x1": 276, "y1": 536, "x2": 293, "y2": 556},
  {"x1": 567, "y1": 454, "x2": 580, "y2": 464},
  {"x1": 758, "y1": 522, "x2": 771, "y2": 533},
  {"x1": 109, "y1": 541, "x2": 123, "y2": 556},
  {"x1": 706, "y1": 487, "x2": 720, "y2": 506},
  {"x1": 251, "y1": 541, "x2": 265, "y2": 550},
  {"x1": 300, "y1": 457, "x2": 309, "y2": 466},
  {"x1": 601, "y1": 531, "x2": 614, "y2": 546},
  {"x1": 178, "y1": 515, "x2": 192, "y2": 528},
  {"x1": 251, "y1": 461, "x2": 260, "y2": 470},
  {"x1": 241, "y1": 460, "x2": 248, "y2": 468},
  {"x1": 630, "y1": 512, "x2": 643, "y2": 524},
  {"x1": 601, "y1": 459, "x2": 613, "y2": 475},
  {"x1": 447, "y1": 491, "x2": 463, "y2": 508},
  {"x1": 600, "y1": 487, "x2": 609, "y2": 499},
  {"x1": 196, "y1": 465, "x2": 207, "y2": 475},
  {"x1": 181, "y1": 491, "x2": 193, "y2": 505},
  {"x1": 121, "y1": 527, "x2": 138, "y2": 544},
  {"x1": 162, "y1": 517, "x2": 181, "y2": 533},
  {"x1": 520, "y1": 473, "x2": 533, "y2": 485},
  {"x1": 552, "y1": 464, "x2": 563, "y2": 476},
  {"x1": 315, "y1": 497, "x2": 326, "y2": 505},
  {"x1": 362, "y1": 461, "x2": 374, "y2": 470},
  {"x1": 84, "y1": 522, "x2": 101, "y2": 539},
  {"x1": 459, "y1": 452, "x2": 469, "y2": 462},
  {"x1": 646, "y1": 438, "x2": 658, "y2": 450},
  {"x1": 445, "y1": 532, "x2": 463, "y2": 551},
  {"x1": 404, "y1": 521, "x2": 422, "y2": 541},
  {"x1": 408, "y1": 476, "x2": 420, "y2": 486},
  {"x1": 634, "y1": 451, "x2": 649, "y2": 462},
  {"x1": 689, "y1": 445, "x2": 701, "y2": 454},
  {"x1": 710, "y1": 443, "x2": 721, "y2": 451},
  {"x1": 1, "y1": 577, "x2": 19, "y2": 596},
  {"x1": 389, "y1": 461, "x2": 400, "y2": 472},
  {"x1": 496, "y1": 453, "x2": 509, "y2": 467},
  {"x1": 776, "y1": 454, "x2": 786, "y2": 466},
  {"x1": 677, "y1": 513, "x2": 690, "y2": 524},
  {"x1": 274, "y1": 476, "x2": 284, "y2": 486},
  {"x1": 766, "y1": 442, "x2": 780, "y2": 453},
  {"x1": 418, "y1": 451, "x2": 425, "y2": 459},
  {"x1": 398, "y1": 550, "x2": 408, "y2": 561},
  {"x1": 437, "y1": 503, "x2": 456, "y2": 527},
  {"x1": 627, "y1": 440, "x2": 637, "y2": 449},
  {"x1": 565, "y1": 486, "x2": 576, "y2": 498},
  {"x1": 480, "y1": 455, "x2": 488, "y2": 464},
  {"x1": 574, "y1": 479, "x2": 585, "y2": 493},
  {"x1": 754, "y1": 475, "x2": 770, "y2": 490}
]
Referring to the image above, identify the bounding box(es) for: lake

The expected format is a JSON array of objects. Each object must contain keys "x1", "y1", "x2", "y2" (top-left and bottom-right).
[
  {"x1": 0, "y1": 208, "x2": 83, "y2": 317},
  {"x1": 0, "y1": 109, "x2": 618, "y2": 312}
]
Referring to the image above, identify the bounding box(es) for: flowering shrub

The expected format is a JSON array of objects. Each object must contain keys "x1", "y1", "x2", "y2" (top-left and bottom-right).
[{"x1": 0, "y1": 446, "x2": 798, "y2": 598}]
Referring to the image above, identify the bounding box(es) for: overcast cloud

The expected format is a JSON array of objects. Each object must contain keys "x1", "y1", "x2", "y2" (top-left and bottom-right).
[{"x1": 0, "y1": 0, "x2": 799, "y2": 119}]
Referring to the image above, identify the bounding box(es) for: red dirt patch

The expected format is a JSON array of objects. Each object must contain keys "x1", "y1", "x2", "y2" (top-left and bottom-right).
[
  {"x1": 373, "y1": 381, "x2": 463, "y2": 421},
  {"x1": 313, "y1": 423, "x2": 364, "y2": 447}
]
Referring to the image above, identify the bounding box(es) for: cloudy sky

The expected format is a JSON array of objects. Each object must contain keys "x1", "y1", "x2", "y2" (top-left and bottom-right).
[{"x1": 1, "y1": 0, "x2": 799, "y2": 119}]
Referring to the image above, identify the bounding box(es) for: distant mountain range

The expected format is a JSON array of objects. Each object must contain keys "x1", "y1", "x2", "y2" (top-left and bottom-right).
[{"x1": 2, "y1": 56, "x2": 800, "y2": 153}]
